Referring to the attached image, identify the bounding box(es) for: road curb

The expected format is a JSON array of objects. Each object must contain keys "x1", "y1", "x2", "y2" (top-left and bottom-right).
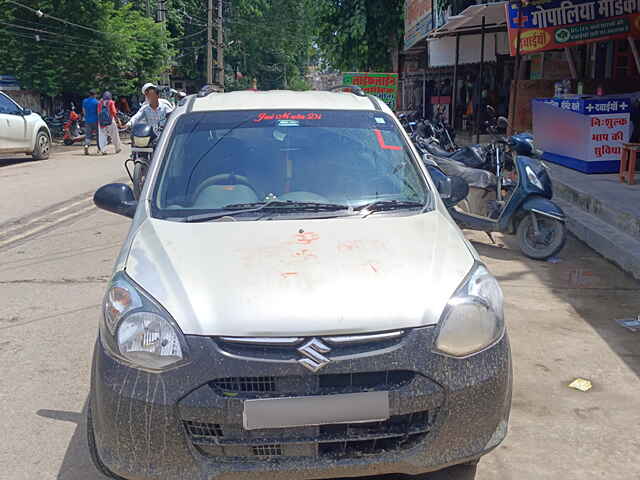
[{"x1": 555, "y1": 198, "x2": 640, "y2": 280}]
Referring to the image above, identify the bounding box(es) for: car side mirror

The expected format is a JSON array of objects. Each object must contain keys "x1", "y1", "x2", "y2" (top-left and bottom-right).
[
  {"x1": 423, "y1": 165, "x2": 469, "y2": 207},
  {"x1": 94, "y1": 183, "x2": 137, "y2": 218},
  {"x1": 446, "y1": 175, "x2": 470, "y2": 207},
  {"x1": 426, "y1": 165, "x2": 469, "y2": 207},
  {"x1": 22, "y1": 108, "x2": 32, "y2": 116}
]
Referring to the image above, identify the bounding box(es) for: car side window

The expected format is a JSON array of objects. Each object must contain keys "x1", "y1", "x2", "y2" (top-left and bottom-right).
[{"x1": 0, "y1": 94, "x2": 21, "y2": 115}]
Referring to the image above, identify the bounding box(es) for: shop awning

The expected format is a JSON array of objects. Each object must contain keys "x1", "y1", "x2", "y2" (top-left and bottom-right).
[{"x1": 429, "y1": 2, "x2": 507, "y2": 38}]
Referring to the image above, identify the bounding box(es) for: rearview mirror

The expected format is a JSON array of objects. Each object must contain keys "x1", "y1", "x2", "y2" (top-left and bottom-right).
[
  {"x1": 94, "y1": 183, "x2": 137, "y2": 218},
  {"x1": 22, "y1": 108, "x2": 32, "y2": 116}
]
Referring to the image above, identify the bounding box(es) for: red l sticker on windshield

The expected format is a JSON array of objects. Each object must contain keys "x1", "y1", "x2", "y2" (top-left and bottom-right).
[{"x1": 374, "y1": 129, "x2": 401, "y2": 151}]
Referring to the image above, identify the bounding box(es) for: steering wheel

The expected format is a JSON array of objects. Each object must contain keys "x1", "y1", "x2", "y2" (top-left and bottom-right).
[{"x1": 190, "y1": 173, "x2": 258, "y2": 204}]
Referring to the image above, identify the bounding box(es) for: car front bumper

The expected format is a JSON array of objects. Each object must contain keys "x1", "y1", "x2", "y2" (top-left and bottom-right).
[{"x1": 90, "y1": 326, "x2": 512, "y2": 480}]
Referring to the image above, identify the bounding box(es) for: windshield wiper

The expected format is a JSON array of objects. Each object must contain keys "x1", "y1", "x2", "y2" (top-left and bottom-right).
[
  {"x1": 357, "y1": 199, "x2": 425, "y2": 218},
  {"x1": 184, "y1": 200, "x2": 352, "y2": 223}
]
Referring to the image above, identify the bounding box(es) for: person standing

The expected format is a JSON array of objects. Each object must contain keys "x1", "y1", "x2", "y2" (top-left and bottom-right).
[
  {"x1": 97, "y1": 91, "x2": 123, "y2": 155},
  {"x1": 82, "y1": 89, "x2": 99, "y2": 155},
  {"x1": 117, "y1": 96, "x2": 131, "y2": 115}
]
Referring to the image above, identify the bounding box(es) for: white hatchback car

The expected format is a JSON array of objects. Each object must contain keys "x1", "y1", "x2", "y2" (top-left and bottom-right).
[
  {"x1": 90, "y1": 88, "x2": 512, "y2": 480},
  {"x1": 0, "y1": 91, "x2": 51, "y2": 160}
]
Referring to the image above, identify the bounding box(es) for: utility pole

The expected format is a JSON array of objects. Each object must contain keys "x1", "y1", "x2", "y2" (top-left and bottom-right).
[
  {"x1": 216, "y1": 0, "x2": 224, "y2": 90},
  {"x1": 157, "y1": 0, "x2": 170, "y2": 86},
  {"x1": 207, "y1": 0, "x2": 213, "y2": 86}
]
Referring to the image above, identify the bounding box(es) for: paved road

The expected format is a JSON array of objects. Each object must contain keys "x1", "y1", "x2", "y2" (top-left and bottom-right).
[
  {"x1": 1, "y1": 146, "x2": 639, "y2": 479},
  {"x1": 0, "y1": 143, "x2": 128, "y2": 225}
]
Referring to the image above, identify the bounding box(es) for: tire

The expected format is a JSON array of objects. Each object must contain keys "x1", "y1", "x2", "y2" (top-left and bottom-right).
[
  {"x1": 31, "y1": 130, "x2": 51, "y2": 160},
  {"x1": 132, "y1": 161, "x2": 147, "y2": 199},
  {"x1": 517, "y1": 212, "x2": 566, "y2": 260},
  {"x1": 63, "y1": 137, "x2": 73, "y2": 146},
  {"x1": 87, "y1": 406, "x2": 127, "y2": 479}
]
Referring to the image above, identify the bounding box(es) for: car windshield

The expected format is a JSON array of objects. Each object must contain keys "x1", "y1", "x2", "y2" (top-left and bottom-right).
[{"x1": 152, "y1": 109, "x2": 431, "y2": 220}]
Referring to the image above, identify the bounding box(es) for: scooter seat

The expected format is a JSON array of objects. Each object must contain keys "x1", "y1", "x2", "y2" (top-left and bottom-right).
[
  {"x1": 425, "y1": 142, "x2": 455, "y2": 158},
  {"x1": 432, "y1": 157, "x2": 497, "y2": 190},
  {"x1": 425, "y1": 143, "x2": 486, "y2": 169}
]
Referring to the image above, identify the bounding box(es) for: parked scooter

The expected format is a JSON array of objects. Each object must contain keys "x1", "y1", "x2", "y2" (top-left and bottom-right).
[
  {"x1": 63, "y1": 109, "x2": 85, "y2": 145},
  {"x1": 423, "y1": 116, "x2": 566, "y2": 260}
]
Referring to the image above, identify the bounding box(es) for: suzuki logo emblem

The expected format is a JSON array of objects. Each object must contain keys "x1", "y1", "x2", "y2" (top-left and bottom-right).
[{"x1": 297, "y1": 338, "x2": 331, "y2": 372}]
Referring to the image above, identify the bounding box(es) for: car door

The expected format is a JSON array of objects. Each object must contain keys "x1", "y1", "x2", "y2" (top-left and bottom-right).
[{"x1": 0, "y1": 93, "x2": 28, "y2": 153}]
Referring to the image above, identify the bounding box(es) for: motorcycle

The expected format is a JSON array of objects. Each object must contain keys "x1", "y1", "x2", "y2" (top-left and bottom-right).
[
  {"x1": 125, "y1": 123, "x2": 156, "y2": 199},
  {"x1": 416, "y1": 121, "x2": 489, "y2": 170},
  {"x1": 423, "y1": 116, "x2": 567, "y2": 260},
  {"x1": 63, "y1": 110, "x2": 85, "y2": 145},
  {"x1": 45, "y1": 109, "x2": 67, "y2": 138}
]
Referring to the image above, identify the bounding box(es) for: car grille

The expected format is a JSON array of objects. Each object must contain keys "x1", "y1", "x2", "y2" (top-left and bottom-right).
[
  {"x1": 209, "y1": 370, "x2": 415, "y2": 398},
  {"x1": 210, "y1": 376, "x2": 277, "y2": 394},
  {"x1": 187, "y1": 409, "x2": 438, "y2": 459},
  {"x1": 214, "y1": 330, "x2": 405, "y2": 362}
]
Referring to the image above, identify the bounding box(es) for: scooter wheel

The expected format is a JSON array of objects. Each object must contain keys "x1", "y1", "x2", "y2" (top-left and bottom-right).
[
  {"x1": 517, "y1": 213, "x2": 566, "y2": 260},
  {"x1": 63, "y1": 138, "x2": 73, "y2": 146}
]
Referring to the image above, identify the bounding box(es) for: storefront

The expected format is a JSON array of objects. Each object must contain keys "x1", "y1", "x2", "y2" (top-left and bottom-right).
[
  {"x1": 506, "y1": 0, "x2": 640, "y2": 172},
  {"x1": 427, "y1": 2, "x2": 512, "y2": 134},
  {"x1": 426, "y1": 2, "x2": 510, "y2": 139},
  {"x1": 398, "y1": 0, "x2": 432, "y2": 115}
]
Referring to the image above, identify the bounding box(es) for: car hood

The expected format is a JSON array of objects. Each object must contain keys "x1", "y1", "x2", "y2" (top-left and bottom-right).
[{"x1": 125, "y1": 211, "x2": 475, "y2": 336}]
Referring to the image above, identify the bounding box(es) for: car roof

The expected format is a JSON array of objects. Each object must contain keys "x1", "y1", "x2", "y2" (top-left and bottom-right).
[{"x1": 190, "y1": 89, "x2": 392, "y2": 114}]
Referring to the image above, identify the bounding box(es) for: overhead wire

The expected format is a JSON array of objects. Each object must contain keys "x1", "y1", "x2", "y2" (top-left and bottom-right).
[
  {"x1": 6, "y1": 0, "x2": 121, "y2": 37},
  {"x1": 171, "y1": 28, "x2": 206, "y2": 43},
  {"x1": 0, "y1": 20, "x2": 107, "y2": 47},
  {"x1": 0, "y1": 28, "x2": 93, "y2": 50}
]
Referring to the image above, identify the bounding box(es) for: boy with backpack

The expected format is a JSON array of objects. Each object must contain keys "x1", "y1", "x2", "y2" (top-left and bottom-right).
[{"x1": 97, "y1": 91, "x2": 123, "y2": 155}]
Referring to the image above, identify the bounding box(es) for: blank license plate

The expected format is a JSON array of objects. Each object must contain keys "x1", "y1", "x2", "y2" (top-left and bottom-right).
[{"x1": 243, "y1": 391, "x2": 389, "y2": 430}]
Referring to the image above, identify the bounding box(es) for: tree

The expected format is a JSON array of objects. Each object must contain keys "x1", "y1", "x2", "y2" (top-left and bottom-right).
[
  {"x1": 0, "y1": 0, "x2": 172, "y2": 96},
  {"x1": 223, "y1": 0, "x2": 317, "y2": 91},
  {"x1": 316, "y1": 0, "x2": 404, "y2": 72}
]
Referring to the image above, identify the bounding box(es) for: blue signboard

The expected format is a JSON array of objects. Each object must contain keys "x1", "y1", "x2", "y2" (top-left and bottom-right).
[
  {"x1": 0, "y1": 75, "x2": 20, "y2": 90},
  {"x1": 533, "y1": 97, "x2": 631, "y2": 115}
]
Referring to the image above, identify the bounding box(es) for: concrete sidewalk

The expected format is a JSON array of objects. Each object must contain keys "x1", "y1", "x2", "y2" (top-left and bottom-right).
[{"x1": 548, "y1": 163, "x2": 640, "y2": 280}]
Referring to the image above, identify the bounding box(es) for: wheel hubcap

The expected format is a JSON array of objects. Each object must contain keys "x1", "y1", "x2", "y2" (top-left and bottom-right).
[{"x1": 40, "y1": 136, "x2": 49, "y2": 154}]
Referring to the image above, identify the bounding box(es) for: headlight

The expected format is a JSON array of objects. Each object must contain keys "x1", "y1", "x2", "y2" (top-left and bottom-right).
[
  {"x1": 102, "y1": 272, "x2": 188, "y2": 370},
  {"x1": 525, "y1": 165, "x2": 544, "y2": 190},
  {"x1": 132, "y1": 135, "x2": 151, "y2": 147},
  {"x1": 434, "y1": 263, "x2": 504, "y2": 357}
]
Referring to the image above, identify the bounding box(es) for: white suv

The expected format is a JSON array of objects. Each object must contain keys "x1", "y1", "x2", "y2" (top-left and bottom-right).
[{"x1": 0, "y1": 91, "x2": 51, "y2": 160}]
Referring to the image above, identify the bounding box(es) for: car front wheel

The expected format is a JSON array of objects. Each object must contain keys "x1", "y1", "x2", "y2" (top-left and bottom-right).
[{"x1": 32, "y1": 130, "x2": 51, "y2": 160}]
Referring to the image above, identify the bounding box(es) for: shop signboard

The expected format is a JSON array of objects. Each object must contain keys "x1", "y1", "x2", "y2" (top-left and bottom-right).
[
  {"x1": 342, "y1": 72, "x2": 399, "y2": 110},
  {"x1": 532, "y1": 96, "x2": 631, "y2": 172},
  {"x1": 405, "y1": 0, "x2": 433, "y2": 50},
  {"x1": 506, "y1": 0, "x2": 640, "y2": 55},
  {"x1": 0, "y1": 75, "x2": 20, "y2": 91}
]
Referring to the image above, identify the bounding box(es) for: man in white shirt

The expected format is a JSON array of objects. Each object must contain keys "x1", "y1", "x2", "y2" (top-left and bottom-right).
[{"x1": 126, "y1": 83, "x2": 174, "y2": 135}]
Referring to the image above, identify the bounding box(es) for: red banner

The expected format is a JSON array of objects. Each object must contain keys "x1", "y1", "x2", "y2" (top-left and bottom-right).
[{"x1": 506, "y1": 0, "x2": 640, "y2": 55}]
